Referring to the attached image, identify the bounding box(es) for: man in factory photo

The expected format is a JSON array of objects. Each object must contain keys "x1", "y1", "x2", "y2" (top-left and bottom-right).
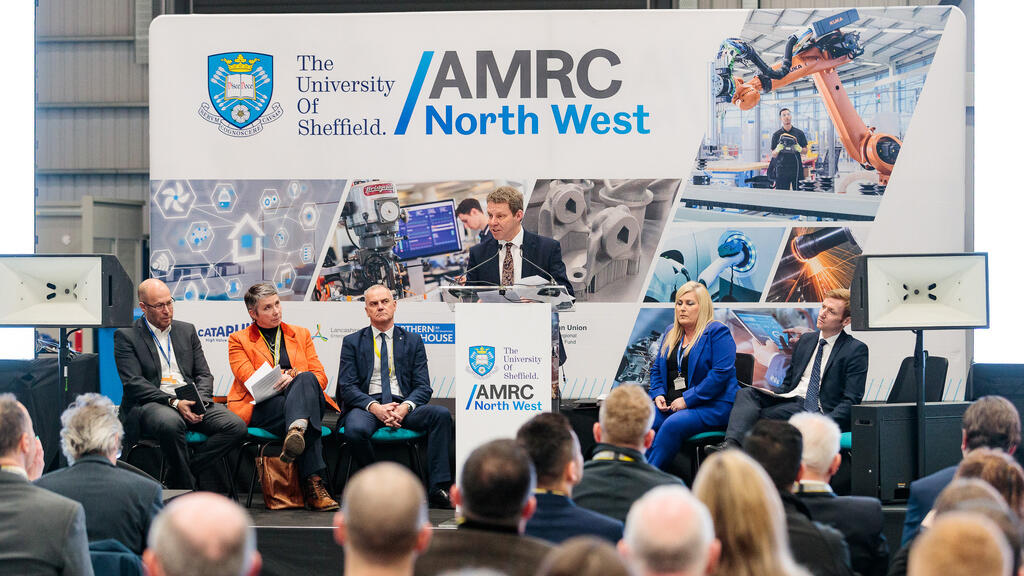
[{"x1": 770, "y1": 108, "x2": 809, "y2": 191}]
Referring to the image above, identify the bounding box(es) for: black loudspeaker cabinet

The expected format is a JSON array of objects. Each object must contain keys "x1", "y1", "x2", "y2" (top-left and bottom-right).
[{"x1": 852, "y1": 402, "x2": 968, "y2": 502}]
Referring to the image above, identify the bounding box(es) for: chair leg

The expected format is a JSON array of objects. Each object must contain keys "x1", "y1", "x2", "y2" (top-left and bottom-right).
[
  {"x1": 331, "y1": 440, "x2": 347, "y2": 495},
  {"x1": 222, "y1": 457, "x2": 238, "y2": 502},
  {"x1": 407, "y1": 441, "x2": 426, "y2": 486}
]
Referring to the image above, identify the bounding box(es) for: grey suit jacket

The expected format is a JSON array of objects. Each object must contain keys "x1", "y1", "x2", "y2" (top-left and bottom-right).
[
  {"x1": 0, "y1": 469, "x2": 93, "y2": 575},
  {"x1": 36, "y1": 455, "x2": 163, "y2": 555},
  {"x1": 114, "y1": 317, "x2": 214, "y2": 440}
]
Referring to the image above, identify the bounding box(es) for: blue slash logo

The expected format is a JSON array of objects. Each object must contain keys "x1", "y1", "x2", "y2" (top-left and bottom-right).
[{"x1": 394, "y1": 51, "x2": 434, "y2": 135}]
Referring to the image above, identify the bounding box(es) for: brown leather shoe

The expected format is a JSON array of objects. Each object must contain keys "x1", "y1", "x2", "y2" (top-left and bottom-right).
[
  {"x1": 280, "y1": 426, "x2": 305, "y2": 463},
  {"x1": 303, "y1": 475, "x2": 339, "y2": 511}
]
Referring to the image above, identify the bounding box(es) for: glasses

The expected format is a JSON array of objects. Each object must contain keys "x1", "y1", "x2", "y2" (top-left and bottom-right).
[{"x1": 143, "y1": 299, "x2": 174, "y2": 311}]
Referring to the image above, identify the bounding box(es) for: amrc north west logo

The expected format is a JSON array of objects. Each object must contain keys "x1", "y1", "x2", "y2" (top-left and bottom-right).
[
  {"x1": 469, "y1": 346, "x2": 496, "y2": 376},
  {"x1": 199, "y1": 52, "x2": 283, "y2": 137}
]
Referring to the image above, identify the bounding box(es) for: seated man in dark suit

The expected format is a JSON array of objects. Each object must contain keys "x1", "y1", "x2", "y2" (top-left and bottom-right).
[
  {"x1": 745, "y1": 420, "x2": 855, "y2": 576},
  {"x1": 707, "y1": 288, "x2": 867, "y2": 452},
  {"x1": 516, "y1": 412, "x2": 623, "y2": 544},
  {"x1": 790, "y1": 412, "x2": 889, "y2": 576},
  {"x1": 574, "y1": 384, "x2": 683, "y2": 523},
  {"x1": 114, "y1": 278, "x2": 246, "y2": 489},
  {"x1": 464, "y1": 186, "x2": 573, "y2": 364},
  {"x1": 901, "y1": 395, "x2": 1021, "y2": 545},
  {"x1": 0, "y1": 394, "x2": 92, "y2": 576},
  {"x1": 414, "y1": 439, "x2": 552, "y2": 576},
  {"x1": 36, "y1": 393, "x2": 163, "y2": 555},
  {"x1": 338, "y1": 284, "x2": 453, "y2": 508}
]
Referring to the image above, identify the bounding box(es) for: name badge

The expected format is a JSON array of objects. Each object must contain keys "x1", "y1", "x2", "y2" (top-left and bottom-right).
[
  {"x1": 673, "y1": 376, "x2": 687, "y2": 391},
  {"x1": 161, "y1": 376, "x2": 179, "y2": 387}
]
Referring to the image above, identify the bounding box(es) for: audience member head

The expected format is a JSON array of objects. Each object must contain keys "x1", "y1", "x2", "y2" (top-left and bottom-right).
[
  {"x1": 516, "y1": 413, "x2": 582, "y2": 491},
  {"x1": 452, "y1": 439, "x2": 536, "y2": 530},
  {"x1": 963, "y1": 396, "x2": 1021, "y2": 455},
  {"x1": 138, "y1": 278, "x2": 175, "y2": 331},
  {"x1": 538, "y1": 536, "x2": 632, "y2": 576},
  {"x1": 693, "y1": 450, "x2": 806, "y2": 576},
  {"x1": 955, "y1": 448, "x2": 1024, "y2": 518},
  {"x1": 908, "y1": 512, "x2": 1011, "y2": 576},
  {"x1": 0, "y1": 394, "x2": 42, "y2": 479},
  {"x1": 596, "y1": 384, "x2": 656, "y2": 451},
  {"x1": 744, "y1": 419, "x2": 803, "y2": 493},
  {"x1": 620, "y1": 485, "x2": 719, "y2": 576},
  {"x1": 143, "y1": 492, "x2": 260, "y2": 576},
  {"x1": 789, "y1": 412, "x2": 841, "y2": 482},
  {"x1": 59, "y1": 393, "x2": 123, "y2": 465},
  {"x1": 662, "y1": 281, "x2": 714, "y2": 358},
  {"x1": 334, "y1": 462, "x2": 431, "y2": 571},
  {"x1": 933, "y1": 480, "x2": 1023, "y2": 575}
]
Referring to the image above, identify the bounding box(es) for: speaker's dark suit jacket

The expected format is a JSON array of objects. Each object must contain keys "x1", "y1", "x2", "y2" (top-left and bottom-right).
[
  {"x1": 778, "y1": 330, "x2": 868, "y2": 430},
  {"x1": 900, "y1": 464, "x2": 956, "y2": 545},
  {"x1": 798, "y1": 485, "x2": 890, "y2": 576},
  {"x1": 337, "y1": 325, "x2": 433, "y2": 413},
  {"x1": 36, "y1": 455, "x2": 163, "y2": 555},
  {"x1": 114, "y1": 318, "x2": 213, "y2": 439},
  {"x1": 0, "y1": 469, "x2": 93, "y2": 576},
  {"x1": 466, "y1": 229, "x2": 574, "y2": 296}
]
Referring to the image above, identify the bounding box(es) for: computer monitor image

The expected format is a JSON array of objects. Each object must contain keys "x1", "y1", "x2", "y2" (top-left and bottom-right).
[{"x1": 393, "y1": 199, "x2": 464, "y2": 261}]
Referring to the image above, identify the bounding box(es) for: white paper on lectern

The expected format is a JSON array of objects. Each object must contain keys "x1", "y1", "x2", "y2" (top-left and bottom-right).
[{"x1": 244, "y1": 362, "x2": 283, "y2": 404}]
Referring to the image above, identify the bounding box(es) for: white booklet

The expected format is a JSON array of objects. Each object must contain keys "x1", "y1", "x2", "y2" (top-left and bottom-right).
[{"x1": 244, "y1": 362, "x2": 283, "y2": 404}]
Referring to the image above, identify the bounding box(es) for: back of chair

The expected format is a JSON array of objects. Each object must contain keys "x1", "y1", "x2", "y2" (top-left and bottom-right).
[
  {"x1": 89, "y1": 539, "x2": 144, "y2": 576},
  {"x1": 887, "y1": 355, "x2": 949, "y2": 403},
  {"x1": 736, "y1": 353, "x2": 755, "y2": 386}
]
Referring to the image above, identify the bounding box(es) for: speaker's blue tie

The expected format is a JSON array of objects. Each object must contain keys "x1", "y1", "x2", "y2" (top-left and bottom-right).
[
  {"x1": 380, "y1": 333, "x2": 393, "y2": 404},
  {"x1": 804, "y1": 339, "x2": 828, "y2": 413}
]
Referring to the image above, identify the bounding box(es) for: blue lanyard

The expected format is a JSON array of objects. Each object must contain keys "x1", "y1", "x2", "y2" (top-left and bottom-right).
[{"x1": 146, "y1": 324, "x2": 173, "y2": 368}]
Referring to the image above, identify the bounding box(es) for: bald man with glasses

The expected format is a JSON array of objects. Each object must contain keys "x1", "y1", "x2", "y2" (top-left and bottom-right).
[{"x1": 114, "y1": 279, "x2": 246, "y2": 489}]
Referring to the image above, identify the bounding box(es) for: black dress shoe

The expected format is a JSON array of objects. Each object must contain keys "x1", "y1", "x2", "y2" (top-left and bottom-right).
[
  {"x1": 703, "y1": 439, "x2": 739, "y2": 456},
  {"x1": 429, "y1": 487, "x2": 454, "y2": 510}
]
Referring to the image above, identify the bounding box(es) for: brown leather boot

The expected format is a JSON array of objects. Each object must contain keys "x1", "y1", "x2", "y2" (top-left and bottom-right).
[
  {"x1": 280, "y1": 426, "x2": 305, "y2": 464},
  {"x1": 303, "y1": 474, "x2": 339, "y2": 511}
]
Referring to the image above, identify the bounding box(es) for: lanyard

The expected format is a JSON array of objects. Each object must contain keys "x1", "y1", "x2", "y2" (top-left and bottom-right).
[
  {"x1": 372, "y1": 331, "x2": 396, "y2": 374},
  {"x1": 260, "y1": 328, "x2": 281, "y2": 365},
  {"x1": 147, "y1": 324, "x2": 173, "y2": 368},
  {"x1": 592, "y1": 450, "x2": 636, "y2": 463}
]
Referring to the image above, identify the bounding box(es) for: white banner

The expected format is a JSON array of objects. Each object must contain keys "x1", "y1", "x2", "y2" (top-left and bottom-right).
[{"x1": 455, "y1": 303, "x2": 551, "y2": 479}]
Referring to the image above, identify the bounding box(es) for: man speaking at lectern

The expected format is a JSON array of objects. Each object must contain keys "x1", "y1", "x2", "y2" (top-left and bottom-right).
[{"x1": 465, "y1": 186, "x2": 574, "y2": 364}]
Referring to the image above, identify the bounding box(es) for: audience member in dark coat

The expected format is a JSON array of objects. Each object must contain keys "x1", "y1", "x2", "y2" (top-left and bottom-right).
[
  {"x1": 0, "y1": 394, "x2": 93, "y2": 576},
  {"x1": 415, "y1": 440, "x2": 552, "y2": 576},
  {"x1": 517, "y1": 413, "x2": 623, "y2": 544},
  {"x1": 791, "y1": 412, "x2": 889, "y2": 576},
  {"x1": 574, "y1": 384, "x2": 683, "y2": 523},
  {"x1": 901, "y1": 395, "x2": 1020, "y2": 545},
  {"x1": 745, "y1": 420, "x2": 855, "y2": 576},
  {"x1": 36, "y1": 394, "x2": 163, "y2": 555}
]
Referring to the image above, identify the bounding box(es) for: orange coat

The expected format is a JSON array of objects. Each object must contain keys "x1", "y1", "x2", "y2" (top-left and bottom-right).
[{"x1": 227, "y1": 322, "x2": 340, "y2": 424}]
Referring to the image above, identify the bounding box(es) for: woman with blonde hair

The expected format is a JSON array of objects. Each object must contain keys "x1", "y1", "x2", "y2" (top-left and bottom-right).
[
  {"x1": 694, "y1": 450, "x2": 811, "y2": 576},
  {"x1": 646, "y1": 280, "x2": 737, "y2": 469}
]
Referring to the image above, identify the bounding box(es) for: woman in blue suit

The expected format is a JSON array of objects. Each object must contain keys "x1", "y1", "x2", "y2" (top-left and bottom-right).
[{"x1": 647, "y1": 281, "x2": 737, "y2": 469}]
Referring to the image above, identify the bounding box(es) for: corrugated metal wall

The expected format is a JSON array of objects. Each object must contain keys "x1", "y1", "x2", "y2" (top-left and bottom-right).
[{"x1": 36, "y1": 0, "x2": 149, "y2": 205}]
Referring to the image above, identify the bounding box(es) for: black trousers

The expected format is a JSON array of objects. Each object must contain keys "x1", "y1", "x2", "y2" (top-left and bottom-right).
[
  {"x1": 249, "y1": 372, "x2": 327, "y2": 480},
  {"x1": 342, "y1": 395, "x2": 453, "y2": 489},
  {"x1": 724, "y1": 386, "x2": 806, "y2": 445},
  {"x1": 137, "y1": 401, "x2": 246, "y2": 489}
]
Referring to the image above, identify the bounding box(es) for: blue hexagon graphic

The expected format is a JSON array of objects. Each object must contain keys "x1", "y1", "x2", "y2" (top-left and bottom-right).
[
  {"x1": 287, "y1": 180, "x2": 307, "y2": 199},
  {"x1": 149, "y1": 249, "x2": 175, "y2": 277},
  {"x1": 154, "y1": 180, "x2": 196, "y2": 220},
  {"x1": 300, "y1": 243, "x2": 315, "y2": 265},
  {"x1": 186, "y1": 221, "x2": 214, "y2": 252},
  {"x1": 273, "y1": 227, "x2": 289, "y2": 248},
  {"x1": 259, "y1": 188, "x2": 281, "y2": 212},
  {"x1": 274, "y1": 263, "x2": 296, "y2": 295},
  {"x1": 300, "y1": 203, "x2": 319, "y2": 230},
  {"x1": 224, "y1": 277, "x2": 244, "y2": 299},
  {"x1": 211, "y1": 183, "x2": 238, "y2": 213}
]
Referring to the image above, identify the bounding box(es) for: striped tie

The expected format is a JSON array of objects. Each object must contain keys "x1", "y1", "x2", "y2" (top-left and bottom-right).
[{"x1": 803, "y1": 339, "x2": 827, "y2": 413}]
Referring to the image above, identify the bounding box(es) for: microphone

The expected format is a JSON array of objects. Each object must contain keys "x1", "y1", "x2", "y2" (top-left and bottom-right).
[{"x1": 461, "y1": 246, "x2": 502, "y2": 287}]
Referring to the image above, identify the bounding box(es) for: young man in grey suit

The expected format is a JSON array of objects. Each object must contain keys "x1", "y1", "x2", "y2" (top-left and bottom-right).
[
  {"x1": 0, "y1": 394, "x2": 93, "y2": 575},
  {"x1": 114, "y1": 278, "x2": 246, "y2": 489},
  {"x1": 337, "y1": 284, "x2": 453, "y2": 508},
  {"x1": 37, "y1": 393, "x2": 163, "y2": 555}
]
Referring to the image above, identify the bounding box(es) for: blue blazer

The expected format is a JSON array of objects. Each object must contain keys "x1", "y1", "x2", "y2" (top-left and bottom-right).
[
  {"x1": 466, "y1": 229, "x2": 574, "y2": 296},
  {"x1": 648, "y1": 321, "x2": 737, "y2": 414},
  {"x1": 901, "y1": 464, "x2": 956, "y2": 545},
  {"x1": 337, "y1": 325, "x2": 433, "y2": 414}
]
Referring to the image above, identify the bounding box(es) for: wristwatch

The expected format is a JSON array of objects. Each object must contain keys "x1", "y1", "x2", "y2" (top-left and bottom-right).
[{"x1": 170, "y1": 398, "x2": 180, "y2": 409}]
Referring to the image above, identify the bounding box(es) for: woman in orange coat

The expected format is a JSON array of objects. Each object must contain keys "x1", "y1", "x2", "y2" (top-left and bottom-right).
[{"x1": 228, "y1": 282, "x2": 341, "y2": 510}]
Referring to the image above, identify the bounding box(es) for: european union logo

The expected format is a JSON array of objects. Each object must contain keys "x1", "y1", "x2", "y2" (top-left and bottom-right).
[
  {"x1": 469, "y1": 346, "x2": 496, "y2": 377},
  {"x1": 199, "y1": 52, "x2": 283, "y2": 137}
]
